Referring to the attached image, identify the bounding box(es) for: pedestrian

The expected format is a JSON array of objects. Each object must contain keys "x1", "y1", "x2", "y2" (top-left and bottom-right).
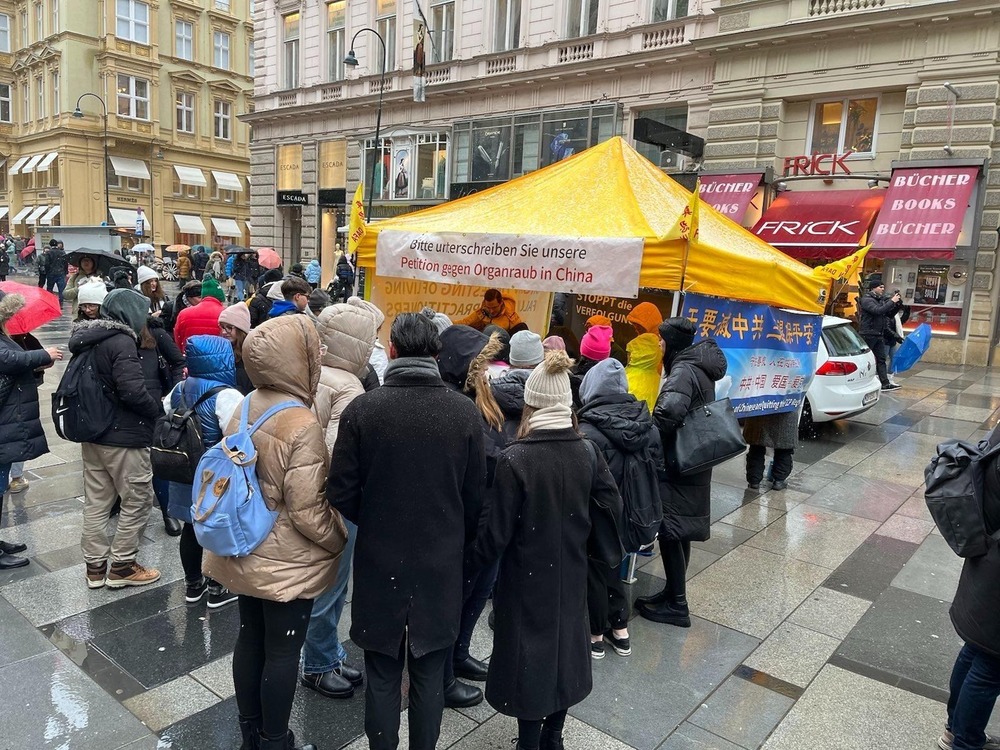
[
  {"x1": 334, "y1": 253, "x2": 354, "y2": 302},
  {"x1": 542, "y1": 335, "x2": 565, "y2": 352},
  {"x1": 299, "y1": 300, "x2": 380, "y2": 701},
  {"x1": 636, "y1": 318, "x2": 727, "y2": 628},
  {"x1": 475, "y1": 350, "x2": 623, "y2": 750},
  {"x1": 233, "y1": 253, "x2": 255, "y2": 301},
  {"x1": 305, "y1": 258, "x2": 322, "y2": 289},
  {"x1": 859, "y1": 275, "x2": 902, "y2": 391},
  {"x1": 70, "y1": 289, "x2": 163, "y2": 589},
  {"x1": 457, "y1": 288, "x2": 525, "y2": 333},
  {"x1": 0, "y1": 290, "x2": 62, "y2": 569},
  {"x1": 173, "y1": 277, "x2": 226, "y2": 352},
  {"x1": 248, "y1": 280, "x2": 278, "y2": 328},
  {"x1": 192, "y1": 246, "x2": 208, "y2": 281},
  {"x1": 942, "y1": 424, "x2": 1000, "y2": 750},
  {"x1": 268, "y1": 277, "x2": 311, "y2": 318},
  {"x1": 491, "y1": 330, "x2": 544, "y2": 441},
  {"x1": 218, "y1": 303, "x2": 254, "y2": 395},
  {"x1": 0, "y1": 248, "x2": 8, "y2": 281},
  {"x1": 420, "y1": 305, "x2": 453, "y2": 336},
  {"x1": 743, "y1": 409, "x2": 799, "y2": 492},
  {"x1": 586, "y1": 313, "x2": 628, "y2": 365},
  {"x1": 176, "y1": 247, "x2": 193, "y2": 286},
  {"x1": 578, "y1": 357, "x2": 661, "y2": 660},
  {"x1": 625, "y1": 332, "x2": 663, "y2": 414},
  {"x1": 207, "y1": 251, "x2": 226, "y2": 282},
  {"x1": 136, "y1": 266, "x2": 166, "y2": 315},
  {"x1": 308, "y1": 288, "x2": 330, "y2": 316},
  {"x1": 327, "y1": 312, "x2": 486, "y2": 750},
  {"x1": 45, "y1": 240, "x2": 69, "y2": 304},
  {"x1": 163, "y1": 280, "x2": 203, "y2": 335},
  {"x1": 74, "y1": 282, "x2": 107, "y2": 322},
  {"x1": 626, "y1": 301, "x2": 663, "y2": 336},
  {"x1": 203, "y1": 315, "x2": 348, "y2": 750},
  {"x1": 163, "y1": 335, "x2": 243, "y2": 608},
  {"x1": 36, "y1": 242, "x2": 50, "y2": 288},
  {"x1": 64, "y1": 255, "x2": 104, "y2": 318},
  {"x1": 572, "y1": 324, "x2": 613, "y2": 405}
]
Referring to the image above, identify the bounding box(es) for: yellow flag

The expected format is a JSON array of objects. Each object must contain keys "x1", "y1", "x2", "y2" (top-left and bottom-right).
[
  {"x1": 816, "y1": 244, "x2": 871, "y2": 281},
  {"x1": 666, "y1": 181, "x2": 701, "y2": 243},
  {"x1": 348, "y1": 183, "x2": 367, "y2": 257}
]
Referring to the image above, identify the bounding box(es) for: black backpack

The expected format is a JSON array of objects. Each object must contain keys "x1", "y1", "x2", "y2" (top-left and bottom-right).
[
  {"x1": 151, "y1": 385, "x2": 227, "y2": 484},
  {"x1": 619, "y1": 446, "x2": 663, "y2": 553},
  {"x1": 52, "y1": 347, "x2": 116, "y2": 443}
]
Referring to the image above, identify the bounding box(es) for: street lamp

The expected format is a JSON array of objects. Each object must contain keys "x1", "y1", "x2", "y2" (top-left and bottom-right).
[
  {"x1": 72, "y1": 93, "x2": 111, "y2": 227},
  {"x1": 344, "y1": 28, "x2": 387, "y2": 220}
]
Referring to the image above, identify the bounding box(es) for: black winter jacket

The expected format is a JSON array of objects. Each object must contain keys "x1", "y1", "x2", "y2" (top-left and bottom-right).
[
  {"x1": 859, "y1": 291, "x2": 902, "y2": 338},
  {"x1": 653, "y1": 340, "x2": 728, "y2": 541},
  {"x1": 67, "y1": 319, "x2": 161, "y2": 447},
  {"x1": 492, "y1": 369, "x2": 529, "y2": 441},
  {"x1": 579, "y1": 393, "x2": 663, "y2": 489},
  {"x1": 137, "y1": 318, "x2": 186, "y2": 404},
  {"x1": 0, "y1": 333, "x2": 51, "y2": 464},
  {"x1": 248, "y1": 285, "x2": 274, "y2": 328},
  {"x1": 46, "y1": 247, "x2": 69, "y2": 277}
]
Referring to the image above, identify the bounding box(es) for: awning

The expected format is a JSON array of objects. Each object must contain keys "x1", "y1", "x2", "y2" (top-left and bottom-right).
[
  {"x1": 698, "y1": 173, "x2": 764, "y2": 222},
  {"x1": 109, "y1": 208, "x2": 138, "y2": 227},
  {"x1": 174, "y1": 165, "x2": 207, "y2": 187},
  {"x1": 869, "y1": 165, "x2": 979, "y2": 259},
  {"x1": 752, "y1": 190, "x2": 885, "y2": 262},
  {"x1": 109, "y1": 156, "x2": 151, "y2": 180},
  {"x1": 36, "y1": 152, "x2": 58, "y2": 172},
  {"x1": 8, "y1": 156, "x2": 30, "y2": 175},
  {"x1": 11, "y1": 206, "x2": 33, "y2": 223},
  {"x1": 26, "y1": 205, "x2": 49, "y2": 224},
  {"x1": 39, "y1": 205, "x2": 61, "y2": 225},
  {"x1": 246, "y1": 220, "x2": 253, "y2": 232},
  {"x1": 174, "y1": 213, "x2": 207, "y2": 234},
  {"x1": 211, "y1": 217, "x2": 242, "y2": 236},
  {"x1": 246, "y1": 175, "x2": 252, "y2": 184},
  {"x1": 0, "y1": 207, "x2": 9, "y2": 220},
  {"x1": 212, "y1": 171, "x2": 244, "y2": 192},
  {"x1": 20, "y1": 155, "x2": 45, "y2": 174}
]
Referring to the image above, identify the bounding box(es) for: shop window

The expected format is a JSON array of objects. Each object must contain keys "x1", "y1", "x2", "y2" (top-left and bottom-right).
[
  {"x1": 0, "y1": 14, "x2": 10, "y2": 52},
  {"x1": 809, "y1": 97, "x2": 878, "y2": 156},
  {"x1": 882, "y1": 261, "x2": 968, "y2": 337},
  {"x1": 652, "y1": 0, "x2": 689, "y2": 21},
  {"x1": 375, "y1": 1, "x2": 396, "y2": 71},
  {"x1": 362, "y1": 132, "x2": 449, "y2": 201},
  {"x1": 0, "y1": 83, "x2": 11, "y2": 122},
  {"x1": 327, "y1": 1, "x2": 345, "y2": 81},
  {"x1": 116, "y1": 0, "x2": 149, "y2": 45},
  {"x1": 430, "y1": 1, "x2": 454, "y2": 63},
  {"x1": 567, "y1": 0, "x2": 598, "y2": 38},
  {"x1": 495, "y1": 0, "x2": 520, "y2": 52},
  {"x1": 175, "y1": 20, "x2": 193, "y2": 60},
  {"x1": 634, "y1": 106, "x2": 687, "y2": 169},
  {"x1": 117, "y1": 74, "x2": 150, "y2": 120},
  {"x1": 283, "y1": 12, "x2": 300, "y2": 89}
]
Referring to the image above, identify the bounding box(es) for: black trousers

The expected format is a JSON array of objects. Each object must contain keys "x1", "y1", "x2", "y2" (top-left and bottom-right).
[
  {"x1": 365, "y1": 639, "x2": 450, "y2": 750},
  {"x1": 179, "y1": 523, "x2": 203, "y2": 582},
  {"x1": 659, "y1": 538, "x2": 691, "y2": 600},
  {"x1": 863, "y1": 334, "x2": 890, "y2": 387},
  {"x1": 518, "y1": 709, "x2": 568, "y2": 750},
  {"x1": 443, "y1": 558, "x2": 501, "y2": 683},
  {"x1": 746, "y1": 445, "x2": 794, "y2": 484},
  {"x1": 587, "y1": 558, "x2": 628, "y2": 635}
]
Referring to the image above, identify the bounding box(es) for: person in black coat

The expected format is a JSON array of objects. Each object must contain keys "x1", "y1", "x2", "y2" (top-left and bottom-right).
[
  {"x1": 858, "y1": 275, "x2": 902, "y2": 391},
  {"x1": 327, "y1": 313, "x2": 486, "y2": 750},
  {"x1": 475, "y1": 350, "x2": 623, "y2": 750},
  {"x1": 637, "y1": 318, "x2": 727, "y2": 628},
  {"x1": 0, "y1": 290, "x2": 61, "y2": 568},
  {"x1": 249, "y1": 282, "x2": 276, "y2": 329},
  {"x1": 944, "y1": 428, "x2": 1000, "y2": 750},
  {"x1": 70, "y1": 289, "x2": 163, "y2": 589}
]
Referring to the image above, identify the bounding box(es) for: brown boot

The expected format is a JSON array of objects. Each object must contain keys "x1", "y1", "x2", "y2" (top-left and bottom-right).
[
  {"x1": 86, "y1": 561, "x2": 108, "y2": 589},
  {"x1": 105, "y1": 560, "x2": 161, "y2": 589}
]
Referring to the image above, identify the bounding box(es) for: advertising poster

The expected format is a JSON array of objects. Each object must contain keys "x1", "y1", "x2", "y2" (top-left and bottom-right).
[
  {"x1": 683, "y1": 293, "x2": 822, "y2": 418},
  {"x1": 914, "y1": 264, "x2": 949, "y2": 306},
  {"x1": 561, "y1": 291, "x2": 676, "y2": 352}
]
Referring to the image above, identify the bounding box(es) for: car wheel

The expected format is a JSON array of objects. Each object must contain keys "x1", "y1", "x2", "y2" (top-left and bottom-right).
[{"x1": 798, "y1": 399, "x2": 818, "y2": 440}]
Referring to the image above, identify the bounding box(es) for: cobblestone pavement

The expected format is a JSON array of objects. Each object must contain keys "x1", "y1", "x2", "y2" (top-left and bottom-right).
[{"x1": 2, "y1": 299, "x2": 997, "y2": 749}]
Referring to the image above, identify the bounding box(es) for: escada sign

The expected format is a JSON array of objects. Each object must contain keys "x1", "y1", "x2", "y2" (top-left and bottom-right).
[{"x1": 782, "y1": 152, "x2": 854, "y2": 177}]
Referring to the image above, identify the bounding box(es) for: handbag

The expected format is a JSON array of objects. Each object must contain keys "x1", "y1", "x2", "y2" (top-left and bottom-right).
[{"x1": 668, "y1": 386, "x2": 747, "y2": 476}]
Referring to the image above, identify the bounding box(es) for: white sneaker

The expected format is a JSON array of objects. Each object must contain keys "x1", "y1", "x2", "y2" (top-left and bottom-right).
[{"x1": 7, "y1": 477, "x2": 28, "y2": 493}]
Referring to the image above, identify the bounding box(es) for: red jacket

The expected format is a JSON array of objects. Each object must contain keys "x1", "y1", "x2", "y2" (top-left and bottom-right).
[{"x1": 174, "y1": 297, "x2": 224, "y2": 352}]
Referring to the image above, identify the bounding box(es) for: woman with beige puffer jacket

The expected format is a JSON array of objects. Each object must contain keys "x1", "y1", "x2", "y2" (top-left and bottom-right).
[{"x1": 203, "y1": 313, "x2": 347, "y2": 750}]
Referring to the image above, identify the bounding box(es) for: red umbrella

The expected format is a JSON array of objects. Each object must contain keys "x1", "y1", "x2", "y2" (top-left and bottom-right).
[
  {"x1": 257, "y1": 247, "x2": 282, "y2": 269},
  {"x1": 0, "y1": 281, "x2": 62, "y2": 334},
  {"x1": 19, "y1": 237, "x2": 36, "y2": 260}
]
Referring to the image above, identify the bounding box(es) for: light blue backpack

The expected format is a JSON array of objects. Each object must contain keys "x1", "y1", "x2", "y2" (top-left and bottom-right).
[{"x1": 192, "y1": 396, "x2": 300, "y2": 557}]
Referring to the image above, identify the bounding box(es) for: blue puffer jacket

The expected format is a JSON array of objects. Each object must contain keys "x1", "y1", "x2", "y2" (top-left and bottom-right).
[{"x1": 167, "y1": 334, "x2": 238, "y2": 524}]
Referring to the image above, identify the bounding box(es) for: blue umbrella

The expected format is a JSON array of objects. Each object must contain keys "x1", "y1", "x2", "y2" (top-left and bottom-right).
[{"x1": 892, "y1": 322, "x2": 933, "y2": 373}]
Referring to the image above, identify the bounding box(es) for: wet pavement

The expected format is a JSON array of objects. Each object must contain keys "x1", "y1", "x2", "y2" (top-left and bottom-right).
[{"x1": 1, "y1": 292, "x2": 997, "y2": 749}]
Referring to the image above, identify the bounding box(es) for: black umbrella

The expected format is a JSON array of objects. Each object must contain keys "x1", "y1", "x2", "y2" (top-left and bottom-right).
[
  {"x1": 224, "y1": 244, "x2": 250, "y2": 255},
  {"x1": 66, "y1": 247, "x2": 132, "y2": 278}
]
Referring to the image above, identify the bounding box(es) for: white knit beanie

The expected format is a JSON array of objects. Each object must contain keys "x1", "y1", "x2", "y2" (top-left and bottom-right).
[
  {"x1": 77, "y1": 282, "x2": 108, "y2": 307},
  {"x1": 523, "y1": 350, "x2": 574, "y2": 408},
  {"x1": 136, "y1": 265, "x2": 159, "y2": 285}
]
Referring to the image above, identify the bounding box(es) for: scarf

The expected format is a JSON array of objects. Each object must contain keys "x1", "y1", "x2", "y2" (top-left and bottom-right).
[
  {"x1": 527, "y1": 403, "x2": 574, "y2": 432},
  {"x1": 384, "y1": 356, "x2": 440, "y2": 381}
]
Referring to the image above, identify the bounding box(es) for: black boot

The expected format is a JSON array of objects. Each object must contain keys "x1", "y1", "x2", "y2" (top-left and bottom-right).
[
  {"x1": 540, "y1": 727, "x2": 565, "y2": 750},
  {"x1": 634, "y1": 587, "x2": 669, "y2": 609},
  {"x1": 162, "y1": 510, "x2": 182, "y2": 537},
  {"x1": 238, "y1": 715, "x2": 261, "y2": 750},
  {"x1": 637, "y1": 596, "x2": 691, "y2": 628},
  {"x1": 444, "y1": 678, "x2": 483, "y2": 708},
  {"x1": 258, "y1": 729, "x2": 315, "y2": 750}
]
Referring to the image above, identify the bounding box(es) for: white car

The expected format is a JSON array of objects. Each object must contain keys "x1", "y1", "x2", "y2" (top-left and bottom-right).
[{"x1": 801, "y1": 315, "x2": 881, "y2": 429}]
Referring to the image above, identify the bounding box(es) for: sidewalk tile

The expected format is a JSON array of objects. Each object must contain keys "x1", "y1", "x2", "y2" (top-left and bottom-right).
[
  {"x1": 719, "y1": 502, "x2": 785, "y2": 533},
  {"x1": 123, "y1": 675, "x2": 220, "y2": 732},
  {"x1": 877, "y1": 514, "x2": 934, "y2": 544},
  {"x1": 693, "y1": 523, "x2": 756, "y2": 558},
  {"x1": 661, "y1": 723, "x2": 745, "y2": 750},
  {"x1": 0, "y1": 594, "x2": 55, "y2": 667},
  {"x1": 891, "y1": 534, "x2": 962, "y2": 603},
  {"x1": 743, "y1": 622, "x2": 840, "y2": 688},
  {"x1": 345, "y1": 705, "x2": 476, "y2": 749},
  {"x1": 824, "y1": 440, "x2": 884, "y2": 467},
  {"x1": 803, "y1": 474, "x2": 911, "y2": 522},
  {"x1": 745, "y1": 505, "x2": 879, "y2": 570},
  {"x1": 789, "y1": 588, "x2": 871, "y2": 640},
  {"x1": 689, "y1": 676, "x2": 794, "y2": 749},
  {"x1": 849, "y1": 432, "x2": 944, "y2": 489},
  {"x1": 822, "y1": 534, "x2": 918, "y2": 602},
  {"x1": 451, "y1": 714, "x2": 632, "y2": 750},
  {"x1": 189, "y1": 653, "x2": 234, "y2": 699}
]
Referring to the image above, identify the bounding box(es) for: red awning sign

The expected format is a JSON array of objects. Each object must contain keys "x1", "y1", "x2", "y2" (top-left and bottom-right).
[
  {"x1": 698, "y1": 174, "x2": 762, "y2": 222},
  {"x1": 870, "y1": 166, "x2": 978, "y2": 249},
  {"x1": 752, "y1": 190, "x2": 885, "y2": 254}
]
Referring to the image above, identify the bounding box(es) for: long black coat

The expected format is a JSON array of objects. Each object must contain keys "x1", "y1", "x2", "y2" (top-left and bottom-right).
[
  {"x1": 0, "y1": 333, "x2": 51, "y2": 464},
  {"x1": 327, "y1": 358, "x2": 486, "y2": 659},
  {"x1": 476, "y1": 427, "x2": 623, "y2": 719},
  {"x1": 653, "y1": 340, "x2": 728, "y2": 542}
]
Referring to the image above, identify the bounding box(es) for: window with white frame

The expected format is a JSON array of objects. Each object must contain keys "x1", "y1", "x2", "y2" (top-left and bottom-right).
[
  {"x1": 808, "y1": 97, "x2": 878, "y2": 156},
  {"x1": 248, "y1": 39, "x2": 255, "y2": 76},
  {"x1": 651, "y1": 0, "x2": 689, "y2": 22},
  {"x1": 116, "y1": 74, "x2": 149, "y2": 119},
  {"x1": 21, "y1": 82, "x2": 28, "y2": 123},
  {"x1": 212, "y1": 178, "x2": 235, "y2": 203},
  {"x1": 116, "y1": 0, "x2": 149, "y2": 44},
  {"x1": 50, "y1": 0, "x2": 57, "y2": 33},
  {"x1": 35, "y1": 75, "x2": 43, "y2": 119},
  {"x1": 0, "y1": 15, "x2": 9, "y2": 53},
  {"x1": 214, "y1": 99, "x2": 231, "y2": 140},
  {"x1": 215, "y1": 0, "x2": 231, "y2": 10},
  {"x1": 376, "y1": 0, "x2": 396, "y2": 71},
  {"x1": 213, "y1": 30, "x2": 230, "y2": 69},
  {"x1": 175, "y1": 20, "x2": 193, "y2": 60},
  {"x1": 173, "y1": 175, "x2": 200, "y2": 199},
  {"x1": 107, "y1": 164, "x2": 144, "y2": 192},
  {"x1": 50, "y1": 71, "x2": 58, "y2": 117},
  {"x1": 283, "y1": 13, "x2": 299, "y2": 89},
  {"x1": 176, "y1": 92, "x2": 194, "y2": 133},
  {"x1": 19, "y1": 11, "x2": 26, "y2": 46},
  {"x1": 430, "y1": 1, "x2": 454, "y2": 63},
  {"x1": 0, "y1": 84, "x2": 11, "y2": 123},
  {"x1": 495, "y1": 0, "x2": 520, "y2": 52},
  {"x1": 33, "y1": 1, "x2": 42, "y2": 40},
  {"x1": 327, "y1": 1, "x2": 345, "y2": 81},
  {"x1": 567, "y1": 0, "x2": 598, "y2": 37}
]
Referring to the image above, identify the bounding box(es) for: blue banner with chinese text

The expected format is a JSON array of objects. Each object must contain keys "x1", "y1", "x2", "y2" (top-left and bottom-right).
[{"x1": 682, "y1": 293, "x2": 822, "y2": 418}]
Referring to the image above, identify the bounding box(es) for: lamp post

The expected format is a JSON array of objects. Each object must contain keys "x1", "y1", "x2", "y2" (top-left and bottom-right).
[
  {"x1": 344, "y1": 28, "x2": 387, "y2": 221},
  {"x1": 72, "y1": 93, "x2": 110, "y2": 227}
]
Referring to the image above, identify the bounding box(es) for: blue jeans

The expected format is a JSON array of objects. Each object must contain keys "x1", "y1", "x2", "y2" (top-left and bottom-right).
[
  {"x1": 302, "y1": 519, "x2": 357, "y2": 674},
  {"x1": 0, "y1": 463, "x2": 10, "y2": 498},
  {"x1": 46, "y1": 274, "x2": 66, "y2": 304},
  {"x1": 948, "y1": 642, "x2": 1000, "y2": 750},
  {"x1": 235, "y1": 279, "x2": 246, "y2": 301}
]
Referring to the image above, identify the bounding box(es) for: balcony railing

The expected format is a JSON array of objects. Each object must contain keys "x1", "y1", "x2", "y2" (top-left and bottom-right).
[
  {"x1": 557, "y1": 42, "x2": 594, "y2": 63},
  {"x1": 485, "y1": 55, "x2": 517, "y2": 75},
  {"x1": 808, "y1": 0, "x2": 886, "y2": 15}
]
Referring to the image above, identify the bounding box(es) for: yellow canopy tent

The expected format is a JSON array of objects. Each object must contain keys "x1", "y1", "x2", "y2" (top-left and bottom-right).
[{"x1": 356, "y1": 137, "x2": 831, "y2": 314}]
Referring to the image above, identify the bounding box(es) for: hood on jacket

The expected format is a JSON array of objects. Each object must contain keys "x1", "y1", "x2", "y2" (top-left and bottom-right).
[
  {"x1": 267, "y1": 279, "x2": 286, "y2": 301},
  {"x1": 579, "y1": 392, "x2": 656, "y2": 454},
  {"x1": 348, "y1": 296, "x2": 385, "y2": 329},
  {"x1": 580, "y1": 358, "x2": 628, "y2": 405},
  {"x1": 307, "y1": 259, "x2": 321, "y2": 269},
  {"x1": 243, "y1": 315, "x2": 321, "y2": 405},
  {"x1": 438, "y1": 325, "x2": 488, "y2": 389},
  {"x1": 102, "y1": 288, "x2": 149, "y2": 335},
  {"x1": 315, "y1": 302, "x2": 378, "y2": 377},
  {"x1": 625, "y1": 333, "x2": 663, "y2": 414},
  {"x1": 0, "y1": 291, "x2": 25, "y2": 325},
  {"x1": 178, "y1": 247, "x2": 190, "y2": 258},
  {"x1": 491, "y1": 368, "x2": 530, "y2": 418},
  {"x1": 626, "y1": 302, "x2": 663, "y2": 334},
  {"x1": 68, "y1": 318, "x2": 137, "y2": 354},
  {"x1": 185, "y1": 334, "x2": 236, "y2": 385},
  {"x1": 668, "y1": 339, "x2": 728, "y2": 382}
]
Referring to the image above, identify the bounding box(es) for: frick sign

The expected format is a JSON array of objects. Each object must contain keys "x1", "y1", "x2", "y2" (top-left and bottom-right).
[{"x1": 782, "y1": 151, "x2": 854, "y2": 177}]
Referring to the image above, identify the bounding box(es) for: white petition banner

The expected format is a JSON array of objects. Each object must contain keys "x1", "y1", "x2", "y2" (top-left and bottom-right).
[{"x1": 376, "y1": 230, "x2": 644, "y2": 298}]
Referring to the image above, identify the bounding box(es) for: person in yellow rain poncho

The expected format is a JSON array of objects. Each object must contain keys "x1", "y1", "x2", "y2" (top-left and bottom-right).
[{"x1": 625, "y1": 333, "x2": 663, "y2": 414}]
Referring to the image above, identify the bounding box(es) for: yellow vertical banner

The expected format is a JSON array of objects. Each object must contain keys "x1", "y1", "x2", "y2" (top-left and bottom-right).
[{"x1": 348, "y1": 183, "x2": 367, "y2": 257}]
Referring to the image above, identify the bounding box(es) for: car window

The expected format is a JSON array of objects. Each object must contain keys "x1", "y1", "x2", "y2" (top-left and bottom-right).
[{"x1": 823, "y1": 323, "x2": 870, "y2": 357}]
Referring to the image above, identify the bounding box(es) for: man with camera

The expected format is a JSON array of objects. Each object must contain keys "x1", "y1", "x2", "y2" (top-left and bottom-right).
[{"x1": 859, "y1": 274, "x2": 903, "y2": 391}]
